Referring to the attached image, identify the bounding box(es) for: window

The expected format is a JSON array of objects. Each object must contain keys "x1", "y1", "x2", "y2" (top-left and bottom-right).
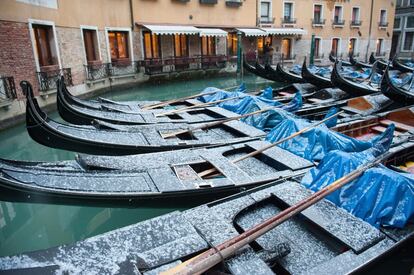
[
  {"x1": 334, "y1": 6, "x2": 342, "y2": 23},
  {"x1": 403, "y1": 32, "x2": 414, "y2": 51},
  {"x1": 143, "y1": 31, "x2": 161, "y2": 59},
  {"x1": 281, "y1": 38, "x2": 292, "y2": 59},
  {"x1": 174, "y1": 34, "x2": 188, "y2": 57},
  {"x1": 394, "y1": 17, "x2": 401, "y2": 29},
  {"x1": 410, "y1": 0, "x2": 414, "y2": 6},
  {"x1": 379, "y1": 10, "x2": 387, "y2": 25},
  {"x1": 314, "y1": 38, "x2": 321, "y2": 57},
  {"x1": 261, "y1": 2, "x2": 270, "y2": 21},
  {"x1": 351, "y1": 7, "x2": 360, "y2": 22},
  {"x1": 284, "y1": 2, "x2": 293, "y2": 20},
  {"x1": 227, "y1": 33, "x2": 238, "y2": 56},
  {"x1": 201, "y1": 36, "x2": 216, "y2": 56},
  {"x1": 82, "y1": 29, "x2": 99, "y2": 62},
  {"x1": 376, "y1": 39, "x2": 383, "y2": 55},
  {"x1": 349, "y1": 38, "x2": 357, "y2": 55},
  {"x1": 257, "y1": 36, "x2": 272, "y2": 55},
  {"x1": 32, "y1": 24, "x2": 58, "y2": 67},
  {"x1": 313, "y1": 5, "x2": 322, "y2": 23},
  {"x1": 331, "y1": 38, "x2": 340, "y2": 56},
  {"x1": 407, "y1": 16, "x2": 414, "y2": 28},
  {"x1": 396, "y1": 0, "x2": 402, "y2": 7},
  {"x1": 108, "y1": 31, "x2": 129, "y2": 61}
]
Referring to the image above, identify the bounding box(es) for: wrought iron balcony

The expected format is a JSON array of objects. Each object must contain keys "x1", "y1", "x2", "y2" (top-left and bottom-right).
[
  {"x1": 282, "y1": 17, "x2": 296, "y2": 24},
  {"x1": 312, "y1": 18, "x2": 326, "y2": 26},
  {"x1": 84, "y1": 63, "x2": 109, "y2": 81},
  {"x1": 199, "y1": 0, "x2": 217, "y2": 4},
  {"x1": 84, "y1": 61, "x2": 141, "y2": 81},
  {"x1": 350, "y1": 20, "x2": 362, "y2": 27},
  {"x1": 37, "y1": 68, "x2": 73, "y2": 92},
  {"x1": 0, "y1": 76, "x2": 17, "y2": 103},
  {"x1": 378, "y1": 21, "x2": 389, "y2": 28},
  {"x1": 259, "y1": 17, "x2": 275, "y2": 24},
  {"x1": 332, "y1": 19, "x2": 345, "y2": 26},
  {"x1": 226, "y1": 0, "x2": 242, "y2": 7}
]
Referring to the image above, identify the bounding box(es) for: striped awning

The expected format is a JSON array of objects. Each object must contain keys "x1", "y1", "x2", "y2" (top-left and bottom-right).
[
  {"x1": 198, "y1": 28, "x2": 228, "y2": 37},
  {"x1": 143, "y1": 25, "x2": 200, "y2": 35},
  {"x1": 261, "y1": 28, "x2": 307, "y2": 36},
  {"x1": 236, "y1": 28, "x2": 267, "y2": 37}
]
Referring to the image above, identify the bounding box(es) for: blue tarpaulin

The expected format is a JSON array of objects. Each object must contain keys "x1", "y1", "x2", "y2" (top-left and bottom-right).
[
  {"x1": 302, "y1": 132, "x2": 414, "y2": 228},
  {"x1": 265, "y1": 115, "x2": 395, "y2": 162}
]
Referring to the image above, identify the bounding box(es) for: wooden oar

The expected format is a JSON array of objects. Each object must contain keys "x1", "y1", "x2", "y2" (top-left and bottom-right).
[
  {"x1": 198, "y1": 111, "x2": 343, "y2": 178},
  {"x1": 160, "y1": 151, "x2": 386, "y2": 275},
  {"x1": 155, "y1": 96, "x2": 244, "y2": 117},
  {"x1": 160, "y1": 107, "x2": 278, "y2": 139}
]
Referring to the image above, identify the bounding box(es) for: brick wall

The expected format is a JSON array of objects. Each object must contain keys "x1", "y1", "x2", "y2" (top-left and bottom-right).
[
  {"x1": 0, "y1": 20, "x2": 39, "y2": 98},
  {"x1": 56, "y1": 26, "x2": 86, "y2": 86}
]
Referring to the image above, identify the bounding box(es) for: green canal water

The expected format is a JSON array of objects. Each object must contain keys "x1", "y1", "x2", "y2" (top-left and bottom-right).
[{"x1": 0, "y1": 74, "x2": 274, "y2": 257}]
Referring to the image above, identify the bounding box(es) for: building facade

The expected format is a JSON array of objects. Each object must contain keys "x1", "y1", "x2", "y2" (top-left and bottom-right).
[
  {"x1": 391, "y1": 0, "x2": 414, "y2": 59},
  {"x1": 0, "y1": 0, "x2": 395, "y2": 127}
]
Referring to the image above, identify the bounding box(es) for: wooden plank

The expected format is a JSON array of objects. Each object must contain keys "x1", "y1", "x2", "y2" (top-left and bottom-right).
[{"x1": 379, "y1": 119, "x2": 414, "y2": 132}]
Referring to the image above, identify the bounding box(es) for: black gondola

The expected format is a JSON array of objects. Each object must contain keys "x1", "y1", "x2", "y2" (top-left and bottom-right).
[
  {"x1": 301, "y1": 58, "x2": 333, "y2": 88},
  {"x1": 381, "y1": 67, "x2": 414, "y2": 105},
  {"x1": 276, "y1": 63, "x2": 304, "y2": 83},
  {"x1": 23, "y1": 81, "x2": 264, "y2": 155},
  {"x1": 350, "y1": 54, "x2": 373, "y2": 69},
  {"x1": 1, "y1": 140, "x2": 412, "y2": 274},
  {"x1": 369, "y1": 52, "x2": 390, "y2": 70},
  {"x1": 393, "y1": 58, "x2": 414, "y2": 73},
  {"x1": 329, "y1": 52, "x2": 352, "y2": 66},
  {"x1": 0, "y1": 139, "x2": 313, "y2": 204},
  {"x1": 264, "y1": 63, "x2": 287, "y2": 82},
  {"x1": 242, "y1": 58, "x2": 259, "y2": 75},
  {"x1": 331, "y1": 61, "x2": 379, "y2": 96}
]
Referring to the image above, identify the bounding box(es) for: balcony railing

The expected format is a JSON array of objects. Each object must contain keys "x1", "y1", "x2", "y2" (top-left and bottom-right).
[
  {"x1": 0, "y1": 76, "x2": 17, "y2": 102},
  {"x1": 84, "y1": 61, "x2": 141, "y2": 81},
  {"x1": 350, "y1": 20, "x2": 362, "y2": 26},
  {"x1": 37, "y1": 68, "x2": 73, "y2": 92},
  {"x1": 312, "y1": 18, "x2": 326, "y2": 25},
  {"x1": 378, "y1": 21, "x2": 389, "y2": 28},
  {"x1": 259, "y1": 17, "x2": 275, "y2": 24},
  {"x1": 332, "y1": 19, "x2": 345, "y2": 26},
  {"x1": 282, "y1": 17, "x2": 296, "y2": 24}
]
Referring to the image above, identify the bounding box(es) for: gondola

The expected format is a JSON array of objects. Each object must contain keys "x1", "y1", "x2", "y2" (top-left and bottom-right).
[
  {"x1": 331, "y1": 61, "x2": 379, "y2": 96},
  {"x1": 350, "y1": 54, "x2": 373, "y2": 69},
  {"x1": 242, "y1": 58, "x2": 259, "y2": 75},
  {"x1": 329, "y1": 52, "x2": 352, "y2": 66},
  {"x1": 276, "y1": 62, "x2": 305, "y2": 83},
  {"x1": 1, "y1": 140, "x2": 412, "y2": 274},
  {"x1": 381, "y1": 67, "x2": 414, "y2": 105},
  {"x1": 369, "y1": 52, "x2": 390, "y2": 71},
  {"x1": 264, "y1": 63, "x2": 288, "y2": 83},
  {"x1": 301, "y1": 58, "x2": 333, "y2": 88},
  {"x1": 23, "y1": 81, "x2": 264, "y2": 155},
  {"x1": 56, "y1": 78, "x2": 245, "y2": 125},
  {"x1": 0, "y1": 140, "x2": 313, "y2": 204},
  {"x1": 393, "y1": 58, "x2": 414, "y2": 73}
]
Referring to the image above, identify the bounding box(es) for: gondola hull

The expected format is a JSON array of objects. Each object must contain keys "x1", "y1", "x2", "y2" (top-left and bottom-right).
[
  {"x1": 301, "y1": 59, "x2": 333, "y2": 88},
  {"x1": 381, "y1": 68, "x2": 414, "y2": 105},
  {"x1": 393, "y1": 59, "x2": 414, "y2": 73},
  {"x1": 276, "y1": 63, "x2": 304, "y2": 83}
]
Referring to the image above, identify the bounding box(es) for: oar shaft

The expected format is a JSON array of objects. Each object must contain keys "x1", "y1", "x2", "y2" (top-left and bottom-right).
[
  {"x1": 162, "y1": 155, "x2": 383, "y2": 275},
  {"x1": 142, "y1": 91, "x2": 217, "y2": 110}
]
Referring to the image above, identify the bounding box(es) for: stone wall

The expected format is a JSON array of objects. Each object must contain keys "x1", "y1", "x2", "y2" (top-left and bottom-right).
[{"x1": 0, "y1": 20, "x2": 39, "y2": 97}]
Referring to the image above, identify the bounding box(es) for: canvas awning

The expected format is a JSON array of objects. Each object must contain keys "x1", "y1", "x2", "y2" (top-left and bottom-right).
[
  {"x1": 236, "y1": 28, "x2": 267, "y2": 37},
  {"x1": 261, "y1": 28, "x2": 307, "y2": 36},
  {"x1": 198, "y1": 28, "x2": 228, "y2": 37},
  {"x1": 143, "y1": 25, "x2": 200, "y2": 35}
]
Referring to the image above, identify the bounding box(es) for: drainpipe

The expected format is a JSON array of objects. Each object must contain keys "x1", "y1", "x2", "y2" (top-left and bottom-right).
[
  {"x1": 365, "y1": 0, "x2": 374, "y2": 62},
  {"x1": 237, "y1": 31, "x2": 242, "y2": 73},
  {"x1": 129, "y1": 0, "x2": 135, "y2": 30}
]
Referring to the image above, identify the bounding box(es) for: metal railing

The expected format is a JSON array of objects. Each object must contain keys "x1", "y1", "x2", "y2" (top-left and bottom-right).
[
  {"x1": 378, "y1": 21, "x2": 389, "y2": 27},
  {"x1": 84, "y1": 61, "x2": 141, "y2": 81},
  {"x1": 37, "y1": 68, "x2": 73, "y2": 92},
  {"x1": 199, "y1": 0, "x2": 217, "y2": 4},
  {"x1": 282, "y1": 17, "x2": 296, "y2": 24},
  {"x1": 0, "y1": 76, "x2": 17, "y2": 102},
  {"x1": 332, "y1": 19, "x2": 345, "y2": 26},
  {"x1": 259, "y1": 17, "x2": 275, "y2": 24},
  {"x1": 225, "y1": 0, "x2": 242, "y2": 7},
  {"x1": 312, "y1": 18, "x2": 326, "y2": 25},
  {"x1": 350, "y1": 20, "x2": 362, "y2": 26}
]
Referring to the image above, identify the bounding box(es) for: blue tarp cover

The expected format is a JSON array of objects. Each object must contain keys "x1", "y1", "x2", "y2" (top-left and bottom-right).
[
  {"x1": 302, "y1": 131, "x2": 414, "y2": 228},
  {"x1": 265, "y1": 115, "x2": 394, "y2": 162}
]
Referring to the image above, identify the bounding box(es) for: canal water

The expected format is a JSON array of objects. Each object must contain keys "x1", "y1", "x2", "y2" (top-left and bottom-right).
[{"x1": 0, "y1": 74, "x2": 274, "y2": 257}]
